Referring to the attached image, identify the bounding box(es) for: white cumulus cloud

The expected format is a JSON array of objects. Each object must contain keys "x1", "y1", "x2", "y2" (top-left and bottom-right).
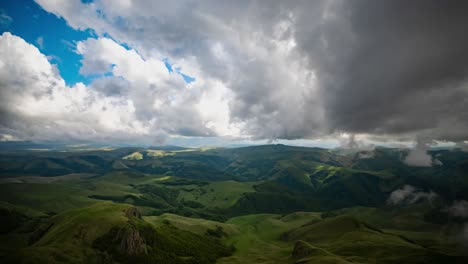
[{"x1": 0, "y1": 32, "x2": 235, "y2": 143}]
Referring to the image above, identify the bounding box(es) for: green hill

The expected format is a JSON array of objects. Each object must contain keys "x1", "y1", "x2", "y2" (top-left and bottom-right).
[
  {"x1": 1, "y1": 145, "x2": 468, "y2": 263},
  {"x1": 2, "y1": 202, "x2": 233, "y2": 264},
  {"x1": 282, "y1": 215, "x2": 464, "y2": 264}
]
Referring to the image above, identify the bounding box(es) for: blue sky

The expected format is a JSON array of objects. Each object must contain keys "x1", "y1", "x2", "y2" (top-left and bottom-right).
[
  {"x1": 0, "y1": 0, "x2": 194, "y2": 86},
  {"x1": 0, "y1": 0, "x2": 93, "y2": 85},
  {"x1": 0, "y1": 0, "x2": 466, "y2": 149}
]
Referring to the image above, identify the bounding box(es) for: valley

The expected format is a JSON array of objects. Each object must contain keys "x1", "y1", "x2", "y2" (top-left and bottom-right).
[{"x1": 0, "y1": 144, "x2": 467, "y2": 263}]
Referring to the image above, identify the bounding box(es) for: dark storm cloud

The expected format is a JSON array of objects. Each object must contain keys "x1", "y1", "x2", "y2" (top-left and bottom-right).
[
  {"x1": 4, "y1": 0, "x2": 468, "y2": 143},
  {"x1": 293, "y1": 0, "x2": 468, "y2": 140},
  {"x1": 204, "y1": 0, "x2": 468, "y2": 141}
]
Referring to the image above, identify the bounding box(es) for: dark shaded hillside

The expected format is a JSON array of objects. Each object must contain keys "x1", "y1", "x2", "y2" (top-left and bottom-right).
[
  {"x1": 0, "y1": 202, "x2": 232, "y2": 264},
  {"x1": 283, "y1": 215, "x2": 466, "y2": 264},
  {"x1": 1, "y1": 145, "x2": 468, "y2": 263},
  {"x1": 348, "y1": 148, "x2": 468, "y2": 200},
  {"x1": 226, "y1": 168, "x2": 398, "y2": 215},
  {"x1": 1, "y1": 145, "x2": 468, "y2": 215}
]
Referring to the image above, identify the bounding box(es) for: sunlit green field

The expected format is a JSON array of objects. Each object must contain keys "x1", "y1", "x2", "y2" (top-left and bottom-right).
[{"x1": 1, "y1": 145, "x2": 467, "y2": 263}]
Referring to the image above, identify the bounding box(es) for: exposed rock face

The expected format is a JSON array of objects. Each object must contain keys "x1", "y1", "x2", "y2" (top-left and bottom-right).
[
  {"x1": 123, "y1": 207, "x2": 141, "y2": 219},
  {"x1": 292, "y1": 240, "x2": 316, "y2": 259},
  {"x1": 0, "y1": 208, "x2": 25, "y2": 234},
  {"x1": 116, "y1": 225, "x2": 146, "y2": 255},
  {"x1": 93, "y1": 222, "x2": 149, "y2": 258},
  {"x1": 28, "y1": 222, "x2": 54, "y2": 245},
  {"x1": 93, "y1": 207, "x2": 147, "y2": 257}
]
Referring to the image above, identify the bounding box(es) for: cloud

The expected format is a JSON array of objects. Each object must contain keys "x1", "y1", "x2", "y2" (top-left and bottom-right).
[
  {"x1": 0, "y1": 10, "x2": 12, "y2": 28},
  {"x1": 403, "y1": 138, "x2": 444, "y2": 167},
  {"x1": 36, "y1": 36, "x2": 44, "y2": 49},
  {"x1": 446, "y1": 200, "x2": 468, "y2": 218},
  {"x1": 78, "y1": 37, "x2": 237, "y2": 137},
  {"x1": 0, "y1": 32, "x2": 233, "y2": 143},
  {"x1": 0, "y1": 32, "x2": 146, "y2": 142},
  {"x1": 387, "y1": 185, "x2": 438, "y2": 206},
  {"x1": 34, "y1": 0, "x2": 328, "y2": 140},
  {"x1": 404, "y1": 139, "x2": 433, "y2": 167},
  {"x1": 442, "y1": 200, "x2": 468, "y2": 242},
  {"x1": 464, "y1": 223, "x2": 468, "y2": 242},
  {"x1": 455, "y1": 141, "x2": 468, "y2": 152},
  {"x1": 293, "y1": 0, "x2": 468, "y2": 141},
  {"x1": 338, "y1": 133, "x2": 375, "y2": 151},
  {"x1": 7, "y1": 0, "x2": 468, "y2": 143},
  {"x1": 0, "y1": 133, "x2": 19, "y2": 142}
]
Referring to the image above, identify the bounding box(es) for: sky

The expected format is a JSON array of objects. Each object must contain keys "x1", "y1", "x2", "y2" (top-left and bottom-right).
[{"x1": 0, "y1": 0, "x2": 467, "y2": 149}]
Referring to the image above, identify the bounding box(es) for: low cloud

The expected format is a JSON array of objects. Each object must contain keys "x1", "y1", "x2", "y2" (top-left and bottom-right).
[
  {"x1": 464, "y1": 223, "x2": 468, "y2": 242},
  {"x1": 444, "y1": 200, "x2": 468, "y2": 242},
  {"x1": 387, "y1": 185, "x2": 438, "y2": 206},
  {"x1": 337, "y1": 134, "x2": 376, "y2": 152},
  {"x1": 404, "y1": 139, "x2": 442, "y2": 167},
  {"x1": 446, "y1": 200, "x2": 468, "y2": 218},
  {"x1": 356, "y1": 151, "x2": 375, "y2": 160},
  {"x1": 455, "y1": 141, "x2": 468, "y2": 152}
]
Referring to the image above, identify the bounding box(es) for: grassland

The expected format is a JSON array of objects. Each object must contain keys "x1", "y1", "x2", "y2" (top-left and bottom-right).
[
  {"x1": 1, "y1": 145, "x2": 468, "y2": 263},
  {"x1": 176, "y1": 180, "x2": 257, "y2": 208},
  {"x1": 122, "y1": 152, "x2": 144, "y2": 160},
  {"x1": 218, "y1": 212, "x2": 321, "y2": 264}
]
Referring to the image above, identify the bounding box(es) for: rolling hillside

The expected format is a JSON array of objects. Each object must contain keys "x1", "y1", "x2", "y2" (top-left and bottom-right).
[{"x1": 0, "y1": 145, "x2": 467, "y2": 263}]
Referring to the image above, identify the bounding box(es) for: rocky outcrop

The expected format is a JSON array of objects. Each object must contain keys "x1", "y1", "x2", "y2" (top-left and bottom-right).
[
  {"x1": 123, "y1": 207, "x2": 141, "y2": 219},
  {"x1": 292, "y1": 240, "x2": 316, "y2": 259},
  {"x1": 292, "y1": 240, "x2": 333, "y2": 260},
  {"x1": 116, "y1": 225, "x2": 146, "y2": 255},
  {"x1": 93, "y1": 223, "x2": 148, "y2": 257},
  {"x1": 0, "y1": 208, "x2": 26, "y2": 234}
]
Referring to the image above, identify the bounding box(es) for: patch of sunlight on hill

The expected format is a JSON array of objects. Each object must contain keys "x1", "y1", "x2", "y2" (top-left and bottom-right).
[
  {"x1": 146, "y1": 149, "x2": 175, "y2": 157},
  {"x1": 122, "y1": 152, "x2": 144, "y2": 160}
]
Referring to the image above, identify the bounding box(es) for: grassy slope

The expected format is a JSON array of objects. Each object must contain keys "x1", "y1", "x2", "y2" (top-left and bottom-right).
[
  {"x1": 0, "y1": 176, "x2": 465, "y2": 263},
  {"x1": 218, "y1": 209, "x2": 466, "y2": 263},
  {"x1": 1, "y1": 146, "x2": 468, "y2": 263},
  {"x1": 0, "y1": 172, "x2": 156, "y2": 215},
  {"x1": 0, "y1": 183, "x2": 95, "y2": 213},
  {"x1": 0, "y1": 171, "x2": 258, "y2": 223},
  {"x1": 176, "y1": 180, "x2": 257, "y2": 208},
  {"x1": 1, "y1": 199, "x2": 467, "y2": 263},
  {"x1": 329, "y1": 205, "x2": 468, "y2": 257},
  {"x1": 122, "y1": 152, "x2": 144, "y2": 160},
  {"x1": 24, "y1": 202, "x2": 130, "y2": 264},
  {"x1": 4, "y1": 202, "x2": 233, "y2": 264},
  {"x1": 218, "y1": 212, "x2": 321, "y2": 264},
  {"x1": 144, "y1": 213, "x2": 239, "y2": 240},
  {"x1": 284, "y1": 215, "x2": 425, "y2": 264}
]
